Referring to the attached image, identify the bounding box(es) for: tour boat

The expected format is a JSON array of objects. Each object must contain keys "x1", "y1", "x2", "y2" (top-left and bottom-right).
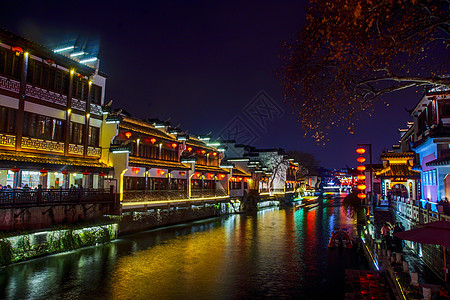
[{"x1": 328, "y1": 228, "x2": 354, "y2": 249}]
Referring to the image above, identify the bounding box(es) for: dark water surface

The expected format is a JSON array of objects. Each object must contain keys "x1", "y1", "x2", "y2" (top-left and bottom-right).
[{"x1": 0, "y1": 197, "x2": 369, "y2": 299}]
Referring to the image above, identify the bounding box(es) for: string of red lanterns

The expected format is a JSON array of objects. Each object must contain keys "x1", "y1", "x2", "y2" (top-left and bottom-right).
[{"x1": 356, "y1": 147, "x2": 366, "y2": 200}]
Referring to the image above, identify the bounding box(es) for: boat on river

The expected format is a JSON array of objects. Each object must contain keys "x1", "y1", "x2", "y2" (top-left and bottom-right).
[{"x1": 328, "y1": 228, "x2": 354, "y2": 249}]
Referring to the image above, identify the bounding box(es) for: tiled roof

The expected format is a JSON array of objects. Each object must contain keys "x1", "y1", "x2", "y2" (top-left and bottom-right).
[
  {"x1": 120, "y1": 118, "x2": 175, "y2": 141},
  {"x1": 381, "y1": 152, "x2": 415, "y2": 159},
  {"x1": 194, "y1": 165, "x2": 229, "y2": 173},
  {"x1": 232, "y1": 167, "x2": 251, "y2": 177},
  {"x1": 0, "y1": 150, "x2": 111, "y2": 172},
  {"x1": 426, "y1": 156, "x2": 450, "y2": 167},
  {"x1": 128, "y1": 157, "x2": 190, "y2": 170},
  {"x1": 375, "y1": 164, "x2": 420, "y2": 178}
]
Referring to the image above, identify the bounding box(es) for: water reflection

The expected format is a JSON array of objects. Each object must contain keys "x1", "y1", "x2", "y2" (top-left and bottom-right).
[{"x1": 0, "y1": 200, "x2": 368, "y2": 299}]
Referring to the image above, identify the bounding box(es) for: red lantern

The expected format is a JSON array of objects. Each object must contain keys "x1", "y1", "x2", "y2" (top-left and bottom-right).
[
  {"x1": 212, "y1": 152, "x2": 217, "y2": 156},
  {"x1": 39, "y1": 168, "x2": 48, "y2": 174},
  {"x1": 157, "y1": 169, "x2": 165, "y2": 176},
  {"x1": 356, "y1": 165, "x2": 366, "y2": 172},
  {"x1": 201, "y1": 150, "x2": 206, "y2": 155},
  {"x1": 131, "y1": 167, "x2": 140, "y2": 174},
  {"x1": 125, "y1": 132, "x2": 132, "y2": 138},
  {"x1": 356, "y1": 157, "x2": 366, "y2": 163},
  {"x1": 179, "y1": 171, "x2": 186, "y2": 176},
  {"x1": 357, "y1": 184, "x2": 366, "y2": 190},
  {"x1": 357, "y1": 193, "x2": 367, "y2": 199},
  {"x1": 219, "y1": 174, "x2": 226, "y2": 180},
  {"x1": 150, "y1": 138, "x2": 156, "y2": 144},
  {"x1": 99, "y1": 172, "x2": 105, "y2": 177},
  {"x1": 12, "y1": 46, "x2": 23, "y2": 54},
  {"x1": 357, "y1": 175, "x2": 366, "y2": 180},
  {"x1": 171, "y1": 143, "x2": 177, "y2": 149},
  {"x1": 356, "y1": 148, "x2": 366, "y2": 154},
  {"x1": 195, "y1": 172, "x2": 201, "y2": 177},
  {"x1": 10, "y1": 167, "x2": 19, "y2": 173},
  {"x1": 82, "y1": 171, "x2": 90, "y2": 176},
  {"x1": 237, "y1": 177, "x2": 243, "y2": 181},
  {"x1": 187, "y1": 147, "x2": 193, "y2": 152},
  {"x1": 61, "y1": 170, "x2": 69, "y2": 175}
]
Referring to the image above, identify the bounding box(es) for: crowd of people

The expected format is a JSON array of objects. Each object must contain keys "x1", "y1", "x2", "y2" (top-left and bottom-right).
[{"x1": 437, "y1": 198, "x2": 450, "y2": 216}]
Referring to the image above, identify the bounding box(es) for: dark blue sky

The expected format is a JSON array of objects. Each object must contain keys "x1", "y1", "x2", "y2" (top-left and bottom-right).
[{"x1": 0, "y1": 0, "x2": 420, "y2": 169}]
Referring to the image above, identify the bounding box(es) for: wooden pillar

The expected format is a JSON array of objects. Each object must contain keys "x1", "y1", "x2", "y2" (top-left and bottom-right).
[
  {"x1": 65, "y1": 70, "x2": 74, "y2": 155},
  {"x1": 15, "y1": 51, "x2": 29, "y2": 152},
  {"x1": 83, "y1": 80, "x2": 92, "y2": 157}
]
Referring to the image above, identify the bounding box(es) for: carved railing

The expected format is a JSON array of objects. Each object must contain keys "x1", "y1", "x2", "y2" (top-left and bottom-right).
[
  {"x1": 0, "y1": 188, "x2": 114, "y2": 208},
  {"x1": 25, "y1": 84, "x2": 67, "y2": 106},
  {"x1": 87, "y1": 146, "x2": 101, "y2": 157},
  {"x1": 0, "y1": 133, "x2": 16, "y2": 148},
  {"x1": 68, "y1": 144, "x2": 84, "y2": 155},
  {"x1": 0, "y1": 75, "x2": 20, "y2": 94},
  {"x1": 71, "y1": 98, "x2": 86, "y2": 111},
  {"x1": 21, "y1": 137, "x2": 64, "y2": 153},
  {"x1": 191, "y1": 189, "x2": 228, "y2": 198},
  {"x1": 90, "y1": 103, "x2": 102, "y2": 116}
]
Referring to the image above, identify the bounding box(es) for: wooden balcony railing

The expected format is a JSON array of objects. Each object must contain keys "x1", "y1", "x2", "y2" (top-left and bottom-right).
[{"x1": 123, "y1": 189, "x2": 228, "y2": 203}]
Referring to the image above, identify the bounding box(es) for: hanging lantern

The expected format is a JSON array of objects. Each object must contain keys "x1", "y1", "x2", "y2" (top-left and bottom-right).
[
  {"x1": 195, "y1": 172, "x2": 201, "y2": 177},
  {"x1": 201, "y1": 150, "x2": 206, "y2": 155},
  {"x1": 179, "y1": 171, "x2": 186, "y2": 176},
  {"x1": 356, "y1": 148, "x2": 366, "y2": 154},
  {"x1": 171, "y1": 143, "x2": 177, "y2": 149},
  {"x1": 212, "y1": 152, "x2": 217, "y2": 156},
  {"x1": 237, "y1": 177, "x2": 243, "y2": 181},
  {"x1": 125, "y1": 132, "x2": 132, "y2": 138},
  {"x1": 39, "y1": 168, "x2": 48, "y2": 174},
  {"x1": 61, "y1": 170, "x2": 69, "y2": 175},
  {"x1": 150, "y1": 138, "x2": 156, "y2": 144},
  {"x1": 12, "y1": 46, "x2": 23, "y2": 55},
  {"x1": 356, "y1": 157, "x2": 366, "y2": 163},
  {"x1": 356, "y1": 165, "x2": 366, "y2": 171},
  {"x1": 187, "y1": 147, "x2": 193, "y2": 152},
  {"x1": 157, "y1": 169, "x2": 165, "y2": 176},
  {"x1": 82, "y1": 171, "x2": 90, "y2": 176},
  {"x1": 357, "y1": 184, "x2": 366, "y2": 190},
  {"x1": 131, "y1": 167, "x2": 140, "y2": 174},
  {"x1": 99, "y1": 172, "x2": 105, "y2": 177},
  {"x1": 10, "y1": 167, "x2": 20, "y2": 173},
  {"x1": 357, "y1": 174, "x2": 366, "y2": 180},
  {"x1": 357, "y1": 193, "x2": 367, "y2": 199}
]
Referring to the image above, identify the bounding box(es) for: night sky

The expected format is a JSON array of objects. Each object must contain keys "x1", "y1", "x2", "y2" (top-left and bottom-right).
[{"x1": 0, "y1": 0, "x2": 421, "y2": 169}]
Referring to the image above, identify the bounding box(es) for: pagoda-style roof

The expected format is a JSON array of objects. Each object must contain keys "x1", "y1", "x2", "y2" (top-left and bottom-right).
[
  {"x1": 380, "y1": 152, "x2": 415, "y2": 159},
  {"x1": 120, "y1": 117, "x2": 175, "y2": 141},
  {"x1": 0, "y1": 150, "x2": 111, "y2": 172},
  {"x1": 128, "y1": 156, "x2": 190, "y2": 170},
  {"x1": 375, "y1": 164, "x2": 420, "y2": 178}
]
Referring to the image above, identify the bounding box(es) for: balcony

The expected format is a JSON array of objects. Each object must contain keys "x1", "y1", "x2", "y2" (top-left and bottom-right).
[{"x1": 123, "y1": 189, "x2": 228, "y2": 203}]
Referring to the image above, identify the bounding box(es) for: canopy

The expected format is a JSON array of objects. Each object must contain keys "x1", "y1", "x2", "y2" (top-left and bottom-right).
[{"x1": 393, "y1": 220, "x2": 450, "y2": 247}]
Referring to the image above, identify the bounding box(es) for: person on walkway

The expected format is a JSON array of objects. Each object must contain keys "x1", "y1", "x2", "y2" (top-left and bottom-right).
[
  {"x1": 392, "y1": 222, "x2": 403, "y2": 252},
  {"x1": 443, "y1": 198, "x2": 450, "y2": 216},
  {"x1": 381, "y1": 223, "x2": 391, "y2": 250}
]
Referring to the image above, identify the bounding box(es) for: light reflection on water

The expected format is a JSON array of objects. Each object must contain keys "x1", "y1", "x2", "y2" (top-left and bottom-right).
[{"x1": 0, "y1": 201, "x2": 368, "y2": 300}]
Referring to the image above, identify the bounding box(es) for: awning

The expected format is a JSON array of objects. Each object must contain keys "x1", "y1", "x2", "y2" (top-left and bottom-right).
[
  {"x1": 0, "y1": 149, "x2": 112, "y2": 173},
  {"x1": 426, "y1": 156, "x2": 450, "y2": 167}
]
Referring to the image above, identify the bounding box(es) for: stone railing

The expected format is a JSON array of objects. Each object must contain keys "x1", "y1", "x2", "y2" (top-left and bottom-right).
[
  {"x1": 90, "y1": 103, "x2": 102, "y2": 116},
  {"x1": 392, "y1": 197, "x2": 450, "y2": 224},
  {"x1": 0, "y1": 188, "x2": 114, "y2": 208},
  {"x1": 71, "y1": 98, "x2": 86, "y2": 111}
]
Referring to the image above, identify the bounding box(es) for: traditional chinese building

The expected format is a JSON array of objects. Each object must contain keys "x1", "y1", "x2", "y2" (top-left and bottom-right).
[{"x1": 0, "y1": 28, "x2": 111, "y2": 190}]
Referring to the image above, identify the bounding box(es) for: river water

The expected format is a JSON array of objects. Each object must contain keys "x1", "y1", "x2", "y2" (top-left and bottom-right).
[{"x1": 0, "y1": 197, "x2": 369, "y2": 299}]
